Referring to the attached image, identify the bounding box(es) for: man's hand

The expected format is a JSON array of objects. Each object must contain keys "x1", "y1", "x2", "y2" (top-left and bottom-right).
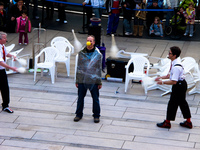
[
  {"x1": 82, "y1": 2, "x2": 86, "y2": 6},
  {"x1": 13, "y1": 55, "x2": 17, "y2": 61},
  {"x1": 155, "y1": 77, "x2": 161, "y2": 81},
  {"x1": 157, "y1": 80, "x2": 163, "y2": 85},
  {"x1": 98, "y1": 85, "x2": 102, "y2": 89},
  {"x1": 75, "y1": 83, "x2": 78, "y2": 88},
  {"x1": 11, "y1": 67, "x2": 18, "y2": 72},
  {"x1": 11, "y1": 17, "x2": 15, "y2": 21}
]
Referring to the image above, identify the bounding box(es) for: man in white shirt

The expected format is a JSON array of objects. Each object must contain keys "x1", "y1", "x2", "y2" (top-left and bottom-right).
[
  {"x1": 156, "y1": 46, "x2": 192, "y2": 129},
  {"x1": 0, "y1": 32, "x2": 18, "y2": 113}
]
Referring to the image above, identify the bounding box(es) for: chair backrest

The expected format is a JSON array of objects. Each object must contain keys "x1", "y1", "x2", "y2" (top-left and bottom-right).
[
  {"x1": 9, "y1": 48, "x2": 24, "y2": 57},
  {"x1": 52, "y1": 41, "x2": 72, "y2": 60},
  {"x1": 41, "y1": 47, "x2": 58, "y2": 63},
  {"x1": 181, "y1": 57, "x2": 197, "y2": 73},
  {"x1": 50, "y1": 36, "x2": 74, "y2": 53},
  {"x1": 126, "y1": 56, "x2": 150, "y2": 76},
  {"x1": 5, "y1": 44, "x2": 15, "y2": 53}
]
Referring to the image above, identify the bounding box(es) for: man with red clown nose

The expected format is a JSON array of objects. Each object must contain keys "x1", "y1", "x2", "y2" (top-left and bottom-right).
[{"x1": 74, "y1": 35, "x2": 102, "y2": 123}]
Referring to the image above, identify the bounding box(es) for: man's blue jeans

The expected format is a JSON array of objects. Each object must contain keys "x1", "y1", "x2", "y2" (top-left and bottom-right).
[
  {"x1": 93, "y1": 8, "x2": 102, "y2": 18},
  {"x1": 123, "y1": 18, "x2": 133, "y2": 33},
  {"x1": 107, "y1": 13, "x2": 120, "y2": 34},
  {"x1": 75, "y1": 84, "x2": 100, "y2": 118}
]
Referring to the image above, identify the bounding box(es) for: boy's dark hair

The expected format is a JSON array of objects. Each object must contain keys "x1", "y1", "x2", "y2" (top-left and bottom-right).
[
  {"x1": 170, "y1": 46, "x2": 181, "y2": 58},
  {"x1": 22, "y1": 9, "x2": 28, "y2": 15},
  {"x1": 0, "y1": 2, "x2": 4, "y2": 6},
  {"x1": 179, "y1": 7, "x2": 184, "y2": 11}
]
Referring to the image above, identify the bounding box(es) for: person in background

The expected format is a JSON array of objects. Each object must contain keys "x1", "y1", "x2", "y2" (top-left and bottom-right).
[
  {"x1": 56, "y1": 0, "x2": 67, "y2": 24},
  {"x1": 165, "y1": 0, "x2": 179, "y2": 28},
  {"x1": 0, "y1": 32, "x2": 18, "y2": 113},
  {"x1": 122, "y1": 0, "x2": 134, "y2": 36},
  {"x1": 25, "y1": 0, "x2": 39, "y2": 19},
  {"x1": 184, "y1": 2, "x2": 195, "y2": 37},
  {"x1": 16, "y1": 9, "x2": 31, "y2": 45},
  {"x1": 74, "y1": 35, "x2": 102, "y2": 123},
  {"x1": 156, "y1": 46, "x2": 192, "y2": 129},
  {"x1": 45, "y1": 1, "x2": 54, "y2": 20},
  {"x1": 7, "y1": 0, "x2": 27, "y2": 33},
  {"x1": 106, "y1": 0, "x2": 122, "y2": 35},
  {"x1": 83, "y1": 0, "x2": 105, "y2": 18},
  {"x1": 146, "y1": 0, "x2": 163, "y2": 31},
  {"x1": 133, "y1": 0, "x2": 146, "y2": 37},
  {"x1": 149, "y1": 16, "x2": 163, "y2": 37},
  {"x1": 0, "y1": 2, "x2": 6, "y2": 32}
]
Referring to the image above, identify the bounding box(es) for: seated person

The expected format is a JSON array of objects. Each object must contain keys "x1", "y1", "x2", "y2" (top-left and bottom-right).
[
  {"x1": 149, "y1": 16, "x2": 163, "y2": 37},
  {"x1": 147, "y1": 0, "x2": 163, "y2": 8},
  {"x1": 146, "y1": 0, "x2": 163, "y2": 30}
]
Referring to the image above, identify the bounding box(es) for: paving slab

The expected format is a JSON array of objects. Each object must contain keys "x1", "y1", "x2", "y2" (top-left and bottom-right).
[{"x1": 2, "y1": 140, "x2": 64, "y2": 150}]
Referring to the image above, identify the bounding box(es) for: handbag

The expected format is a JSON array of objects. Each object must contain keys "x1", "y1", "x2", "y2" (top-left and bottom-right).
[{"x1": 135, "y1": 3, "x2": 146, "y2": 20}]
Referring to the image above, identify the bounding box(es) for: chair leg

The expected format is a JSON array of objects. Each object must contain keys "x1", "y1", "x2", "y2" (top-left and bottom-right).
[
  {"x1": 125, "y1": 78, "x2": 129, "y2": 93},
  {"x1": 55, "y1": 62, "x2": 58, "y2": 79},
  {"x1": 161, "y1": 90, "x2": 171, "y2": 96},
  {"x1": 67, "y1": 60, "x2": 70, "y2": 76},
  {"x1": 188, "y1": 87, "x2": 197, "y2": 95},
  {"x1": 34, "y1": 67, "x2": 37, "y2": 82},
  {"x1": 49, "y1": 68, "x2": 55, "y2": 84}
]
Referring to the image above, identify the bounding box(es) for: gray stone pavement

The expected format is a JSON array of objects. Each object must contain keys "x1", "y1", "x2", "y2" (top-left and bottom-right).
[{"x1": 0, "y1": 30, "x2": 200, "y2": 150}]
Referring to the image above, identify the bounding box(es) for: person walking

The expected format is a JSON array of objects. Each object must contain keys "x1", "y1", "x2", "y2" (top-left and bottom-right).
[
  {"x1": 156, "y1": 46, "x2": 192, "y2": 129},
  {"x1": 74, "y1": 35, "x2": 102, "y2": 123},
  {"x1": 0, "y1": 32, "x2": 18, "y2": 113}
]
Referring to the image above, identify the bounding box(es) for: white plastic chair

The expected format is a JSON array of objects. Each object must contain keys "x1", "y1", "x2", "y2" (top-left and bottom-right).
[
  {"x1": 34, "y1": 47, "x2": 59, "y2": 84},
  {"x1": 125, "y1": 56, "x2": 150, "y2": 94},
  {"x1": 51, "y1": 41, "x2": 72, "y2": 77},
  {"x1": 6, "y1": 48, "x2": 24, "y2": 74},
  {"x1": 51, "y1": 36, "x2": 74, "y2": 54},
  {"x1": 5, "y1": 44, "x2": 15, "y2": 53}
]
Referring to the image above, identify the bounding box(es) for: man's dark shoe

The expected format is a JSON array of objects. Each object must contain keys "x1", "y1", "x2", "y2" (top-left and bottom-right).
[
  {"x1": 74, "y1": 116, "x2": 82, "y2": 122},
  {"x1": 180, "y1": 121, "x2": 193, "y2": 129},
  {"x1": 157, "y1": 120, "x2": 171, "y2": 129},
  {"x1": 94, "y1": 117, "x2": 100, "y2": 123},
  {"x1": 2, "y1": 107, "x2": 14, "y2": 113}
]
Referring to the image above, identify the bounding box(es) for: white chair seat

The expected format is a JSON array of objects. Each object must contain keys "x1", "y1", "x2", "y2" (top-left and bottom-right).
[
  {"x1": 37, "y1": 62, "x2": 53, "y2": 68},
  {"x1": 129, "y1": 73, "x2": 147, "y2": 80}
]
